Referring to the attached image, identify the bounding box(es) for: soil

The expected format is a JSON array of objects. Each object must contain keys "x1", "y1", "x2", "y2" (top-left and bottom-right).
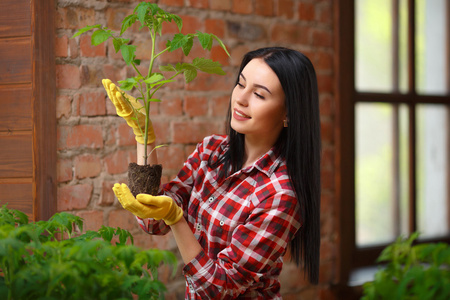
[{"x1": 128, "y1": 162, "x2": 162, "y2": 197}]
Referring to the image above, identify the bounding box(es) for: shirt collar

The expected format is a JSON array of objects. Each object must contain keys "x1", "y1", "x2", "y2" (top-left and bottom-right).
[{"x1": 242, "y1": 146, "x2": 283, "y2": 177}]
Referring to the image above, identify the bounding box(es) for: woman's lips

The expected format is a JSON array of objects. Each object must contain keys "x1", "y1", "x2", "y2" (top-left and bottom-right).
[{"x1": 233, "y1": 109, "x2": 251, "y2": 121}]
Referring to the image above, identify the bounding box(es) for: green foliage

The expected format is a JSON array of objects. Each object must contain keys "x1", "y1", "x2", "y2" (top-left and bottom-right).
[
  {"x1": 72, "y1": 2, "x2": 229, "y2": 164},
  {"x1": 362, "y1": 232, "x2": 450, "y2": 300},
  {"x1": 0, "y1": 205, "x2": 177, "y2": 300}
]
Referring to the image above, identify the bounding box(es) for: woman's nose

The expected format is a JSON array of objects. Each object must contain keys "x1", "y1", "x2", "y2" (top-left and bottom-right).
[{"x1": 234, "y1": 88, "x2": 249, "y2": 107}]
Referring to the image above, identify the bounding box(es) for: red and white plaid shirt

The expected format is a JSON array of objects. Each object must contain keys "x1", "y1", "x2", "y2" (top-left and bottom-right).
[{"x1": 137, "y1": 135, "x2": 301, "y2": 299}]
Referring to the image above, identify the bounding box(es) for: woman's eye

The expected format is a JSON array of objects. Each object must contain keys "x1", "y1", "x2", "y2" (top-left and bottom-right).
[
  {"x1": 237, "y1": 82, "x2": 244, "y2": 88},
  {"x1": 254, "y1": 93, "x2": 265, "y2": 99}
]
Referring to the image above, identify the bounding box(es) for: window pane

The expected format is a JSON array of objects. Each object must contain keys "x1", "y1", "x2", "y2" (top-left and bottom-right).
[
  {"x1": 415, "y1": 0, "x2": 449, "y2": 95},
  {"x1": 416, "y1": 104, "x2": 449, "y2": 239},
  {"x1": 356, "y1": 103, "x2": 410, "y2": 247},
  {"x1": 355, "y1": 0, "x2": 393, "y2": 92}
]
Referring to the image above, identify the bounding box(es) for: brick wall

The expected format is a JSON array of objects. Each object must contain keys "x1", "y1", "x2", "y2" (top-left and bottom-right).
[{"x1": 55, "y1": 0, "x2": 336, "y2": 299}]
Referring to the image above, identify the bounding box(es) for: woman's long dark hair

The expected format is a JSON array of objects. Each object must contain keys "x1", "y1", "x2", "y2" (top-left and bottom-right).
[{"x1": 211, "y1": 47, "x2": 321, "y2": 284}]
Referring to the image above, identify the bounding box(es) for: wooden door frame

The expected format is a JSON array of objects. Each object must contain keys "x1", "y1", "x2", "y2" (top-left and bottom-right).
[{"x1": 32, "y1": 0, "x2": 56, "y2": 220}]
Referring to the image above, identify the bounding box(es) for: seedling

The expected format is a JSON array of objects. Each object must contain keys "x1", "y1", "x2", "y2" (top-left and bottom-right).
[{"x1": 72, "y1": 2, "x2": 229, "y2": 165}]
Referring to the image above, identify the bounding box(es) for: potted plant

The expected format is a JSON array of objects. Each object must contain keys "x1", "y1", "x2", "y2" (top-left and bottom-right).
[
  {"x1": 0, "y1": 205, "x2": 177, "y2": 299},
  {"x1": 361, "y1": 232, "x2": 450, "y2": 300},
  {"x1": 72, "y1": 2, "x2": 229, "y2": 196}
]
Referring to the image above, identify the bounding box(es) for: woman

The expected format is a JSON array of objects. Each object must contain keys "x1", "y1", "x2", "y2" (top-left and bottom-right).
[{"x1": 107, "y1": 47, "x2": 321, "y2": 299}]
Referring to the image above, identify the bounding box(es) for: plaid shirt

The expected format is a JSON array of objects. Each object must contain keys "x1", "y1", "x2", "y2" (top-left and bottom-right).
[{"x1": 137, "y1": 135, "x2": 301, "y2": 299}]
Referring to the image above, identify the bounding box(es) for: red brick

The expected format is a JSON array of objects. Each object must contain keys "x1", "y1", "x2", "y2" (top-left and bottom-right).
[
  {"x1": 152, "y1": 120, "x2": 171, "y2": 144},
  {"x1": 158, "y1": 40, "x2": 184, "y2": 64},
  {"x1": 58, "y1": 184, "x2": 93, "y2": 211},
  {"x1": 100, "y1": 180, "x2": 118, "y2": 206},
  {"x1": 319, "y1": 94, "x2": 334, "y2": 118},
  {"x1": 160, "y1": 0, "x2": 184, "y2": 7},
  {"x1": 317, "y1": 3, "x2": 333, "y2": 26},
  {"x1": 59, "y1": 124, "x2": 103, "y2": 150},
  {"x1": 317, "y1": 73, "x2": 333, "y2": 93},
  {"x1": 298, "y1": 2, "x2": 316, "y2": 21},
  {"x1": 320, "y1": 119, "x2": 334, "y2": 144},
  {"x1": 210, "y1": 45, "x2": 230, "y2": 66},
  {"x1": 56, "y1": 95, "x2": 72, "y2": 119},
  {"x1": 321, "y1": 146, "x2": 334, "y2": 170},
  {"x1": 56, "y1": 7, "x2": 95, "y2": 30},
  {"x1": 68, "y1": 37, "x2": 79, "y2": 58},
  {"x1": 157, "y1": 145, "x2": 185, "y2": 171},
  {"x1": 57, "y1": 159, "x2": 73, "y2": 183},
  {"x1": 321, "y1": 167, "x2": 335, "y2": 191},
  {"x1": 108, "y1": 209, "x2": 138, "y2": 231},
  {"x1": 134, "y1": 38, "x2": 153, "y2": 60},
  {"x1": 210, "y1": 0, "x2": 231, "y2": 11},
  {"x1": 80, "y1": 34, "x2": 106, "y2": 57},
  {"x1": 74, "y1": 154, "x2": 102, "y2": 179},
  {"x1": 211, "y1": 95, "x2": 230, "y2": 117},
  {"x1": 77, "y1": 210, "x2": 104, "y2": 232},
  {"x1": 205, "y1": 19, "x2": 226, "y2": 38},
  {"x1": 314, "y1": 51, "x2": 333, "y2": 71},
  {"x1": 160, "y1": 97, "x2": 183, "y2": 116},
  {"x1": 312, "y1": 28, "x2": 333, "y2": 47},
  {"x1": 107, "y1": 39, "x2": 123, "y2": 60},
  {"x1": 173, "y1": 121, "x2": 220, "y2": 144},
  {"x1": 179, "y1": 14, "x2": 203, "y2": 35},
  {"x1": 277, "y1": 0, "x2": 295, "y2": 19},
  {"x1": 230, "y1": 44, "x2": 250, "y2": 67},
  {"x1": 75, "y1": 92, "x2": 106, "y2": 116},
  {"x1": 102, "y1": 65, "x2": 127, "y2": 89},
  {"x1": 232, "y1": 0, "x2": 253, "y2": 14},
  {"x1": 56, "y1": 64, "x2": 81, "y2": 89},
  {"x1": 184, "y1": 95, "x2": 208, "y2": 117},
  {"x1": 117, "y1": 122, "x2": 137, "y2": 146},
  {"x1": 105, "y1": 8, "x2": 131, "y2": 31},
  {"x1": 255, "y1": 0, "x2": 274, "y2": 16},
  {"x1": 189, "y1": 0, "x2": 209, "y2": 9},
  {"x1": 270, "y1": 23, "x2": 311, "y2": 45},
  {"x1": 55, "y1": 35, "x2": 68, "y2": 57},
  {"x1": 185, "y1": 71, "x2": 234, "y2": 92},
  {"x1": 104, "y1": 149, "x2": 135, "y2": 174}
]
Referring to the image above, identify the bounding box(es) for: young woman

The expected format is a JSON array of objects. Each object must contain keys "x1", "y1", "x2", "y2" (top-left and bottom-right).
[{"x1": 106, "y1": 47, "x2": 321, "y2": 299}]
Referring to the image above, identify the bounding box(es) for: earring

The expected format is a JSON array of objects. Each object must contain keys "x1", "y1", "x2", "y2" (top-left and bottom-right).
[{"x1": 283, "y1": 120, "x2": 288, "y2": 127}]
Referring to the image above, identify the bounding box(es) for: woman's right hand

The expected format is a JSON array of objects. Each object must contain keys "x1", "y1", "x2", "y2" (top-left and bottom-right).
[{"x1": 102, "y1": 79, "x2": 155, "y2": 145}]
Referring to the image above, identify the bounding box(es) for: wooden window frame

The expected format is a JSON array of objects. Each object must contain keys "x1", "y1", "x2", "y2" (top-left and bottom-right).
[
  {"x1": 336, "y1": 0, "x2": 450, "y2": 284},
  {"x1": 32, "y1": 0, "x2": 57, "y2": 221}
]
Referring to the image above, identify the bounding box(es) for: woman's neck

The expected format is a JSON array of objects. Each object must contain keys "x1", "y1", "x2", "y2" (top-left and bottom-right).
[{"x1": 242, "y1": 135, "x2": 276, "y2": 168}]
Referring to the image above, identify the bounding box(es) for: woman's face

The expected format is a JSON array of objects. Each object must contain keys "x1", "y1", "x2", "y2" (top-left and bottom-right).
[{"x1": 231, "y1": 58, "x2": 286, "y2": 145}]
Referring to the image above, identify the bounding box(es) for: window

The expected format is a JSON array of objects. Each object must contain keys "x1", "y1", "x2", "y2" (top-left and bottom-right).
[{"x1": 337, "y1": 0, "x2": 450, "y2": 284}]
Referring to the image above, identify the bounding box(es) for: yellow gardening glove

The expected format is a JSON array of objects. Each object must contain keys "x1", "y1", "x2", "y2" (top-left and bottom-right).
[
  {"x1": 102, "y1": 79, "x2": 155, "y2": 144},
  {"x1": 113, "y1": 183, "x2": 183, "y2": 225}
]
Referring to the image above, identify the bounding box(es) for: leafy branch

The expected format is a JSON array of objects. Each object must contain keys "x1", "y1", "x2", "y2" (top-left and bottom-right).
[{"x1": 72, "y1": 2, "x2": 229, "y2": 165}]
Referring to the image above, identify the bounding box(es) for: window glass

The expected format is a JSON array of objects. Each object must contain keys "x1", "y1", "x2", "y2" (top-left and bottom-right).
[
  {"x1": 355, "y1": 0, "x2": 393, "y2": 92},
  {"x1": 356, "y1": 102, "x2": 410, "y2": 246},
  {"x1": 416, "y1": 104, "x2": 449, "y2": 239},
  {"x1": 415, "y1": 0, "x2": 448, "y2": 95}
]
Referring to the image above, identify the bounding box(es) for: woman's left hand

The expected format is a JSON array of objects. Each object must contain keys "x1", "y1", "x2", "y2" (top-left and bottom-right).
[{"x1": 113, "y1": 183, "x2": 183, "y2": 225}]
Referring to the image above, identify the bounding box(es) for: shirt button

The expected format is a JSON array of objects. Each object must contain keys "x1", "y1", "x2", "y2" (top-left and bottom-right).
[
  {"x1": 219, "y1": 220, "x2": 224, "y2": 226},
  {"x1": 208, "y1": 196, "x2": 215, "y2": 203},
  {"x1": 196, "y1": 223, "x2": 201, "y2": 231}
]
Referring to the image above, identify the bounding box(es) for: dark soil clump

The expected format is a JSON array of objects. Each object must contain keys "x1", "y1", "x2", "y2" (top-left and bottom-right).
[{"x1": 128, "y1": 162, "x2": 162, "y2": 197}]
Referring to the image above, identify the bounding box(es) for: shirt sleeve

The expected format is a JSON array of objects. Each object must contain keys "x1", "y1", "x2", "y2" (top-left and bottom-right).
[
  {"x1": 136, "y1": 138, "x2": 205, "y2": 235},
  {"x1": 183, "y1": 191, "x2": 301, "y2": 299}
]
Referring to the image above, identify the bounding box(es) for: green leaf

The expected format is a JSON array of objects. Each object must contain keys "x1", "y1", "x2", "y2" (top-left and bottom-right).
[
  {"x1": 120, "y1": 44, "x2": 136, "y2": 65},
  {"x1": 168, "y1": 33, "x2": 192, "y2": 52},
  {"x1": 91, "y1": 29, "x2": 112, "y2": 46},
  {"x1": 184, "y1": 67, "x2": 197, "y2": 83},
  {"x1": 120, "y1": 14, "x2": 137, "y2": 36},
  {"x1": 135, "y1": 2, "x2": 151, "y2": 26},
  {"x1": 144, "y1": 73, "x2": 164, "y2": 84},
  {"x1": 197, "y1": 31, "x2": 213, "y2": 51},
  {"x1": 212, "y1": 34, "x2": 231, "y2": 56},
  {"x1": 118, "y1": 77, "x2": 138, "y2": 91},
  {"x1": 182, "y1": 37, "x2": 194, "y2": 56},
  {"x1": 192, "y1": 57, "x2": 226, "y2": 75},
  {"x1": 159, "y1": 64, "x2": 178, "y2": 73},
  {"x1": 71, "y1": 24, "x2": 102, "y2": 39}
]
